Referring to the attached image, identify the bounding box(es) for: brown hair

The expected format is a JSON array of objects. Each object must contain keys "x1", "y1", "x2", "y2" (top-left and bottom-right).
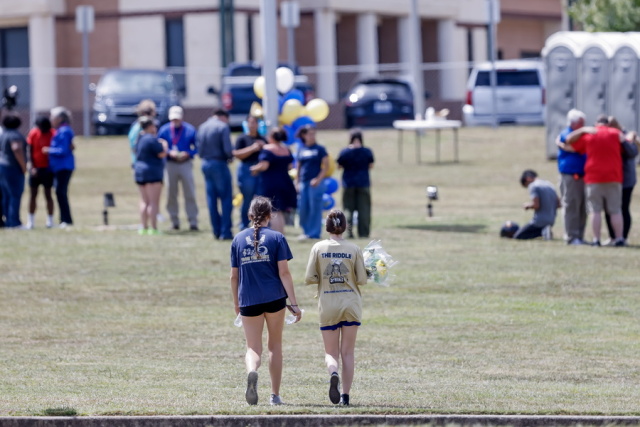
[
  {"x1": 136, "y1": 99, "x2": 157, "y2": 117},
  {"x1": 296, "y1": 124, "x2": 315, "y2": 143},
  {"x1": 325, "y1": 209, "x2": 347, "y2": 235},
  {"x1": 349, "y1": 128, "x2": 363, "y2": 145},
  {"x1": 249, "y1": 196, "x2": 273, "y2": 258},
  {"x1": 269, "y1": 127, "x2": 288, "y2": 143}
]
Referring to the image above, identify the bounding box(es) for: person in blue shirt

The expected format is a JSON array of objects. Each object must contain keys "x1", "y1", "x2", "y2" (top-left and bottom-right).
[
  {"x1": 157, "y1": 106, "x2": 199, "y2": 231},
  {"x1": 233, "y1": 115, "x2": 266, "y2": 231},
  {"x1": 230, "y1": 196, "x2": 302, "y2": 406},
  {"x1": 0, "y1": 114, "x2": 27, "y2": 228},
  {"x1": 295, "y1": 125, "x2": 328, "y2": 240},
  {"x1": 197, "y1": 109, "x2": 234, "y2": 240},
  {"x1": 134, "y1": 116, "x2": 168, "y2": 235},
  {"x1": 555, "y1": 109, "x2": 587, "y2": 245},
  {"x1": 337, "y1": 129, "x2": 375, "y2": 238},
  {"x1": 44, "y1": 107, "x2": 75, "y2": 227},
  {"x1": 128, "y1": 99, "x2": 157, "y2": 166}
]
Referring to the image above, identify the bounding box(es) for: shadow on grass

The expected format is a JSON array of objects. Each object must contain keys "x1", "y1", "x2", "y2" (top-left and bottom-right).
[{"x1": 400, "y1": 223, "x2": 486, "y2": 234}]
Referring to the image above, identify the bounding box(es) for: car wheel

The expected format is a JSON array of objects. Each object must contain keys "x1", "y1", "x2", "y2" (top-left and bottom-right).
[{"x1": 95, "y1": 125, "x2": 109, "y2": 136}]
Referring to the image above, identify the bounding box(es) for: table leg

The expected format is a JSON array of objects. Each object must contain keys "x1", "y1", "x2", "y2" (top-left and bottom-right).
[
  {"x1": 436, "y1": 129, "x2": 441, "y2": 163},
  {"x1": 398, "y1": 130, "x2": 403, "y2": 162},
  {"x1": 454, "y1": 128, "x2": 459, "y2": 162},
  {"x1": 415, "y1": 131, "x2": 421, "y2": 164}
]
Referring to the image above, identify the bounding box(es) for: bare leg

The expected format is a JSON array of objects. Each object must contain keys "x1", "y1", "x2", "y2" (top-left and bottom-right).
[
  {"x1": 29, "y1": 185, "x2": 38, "y2": 214},
  {"x1": 339, "y1": 326, "x2": 359, "y2": 394},
  {"x1": 241, "y1": 314, "x2": 265, "y2": 373},
  {"x1": 264, "y1": 308, "x2": 286, "y2": 395},
  {"x1": 321, "y1": 329, "x2": 341, "y2": 375},
  {"x1": 146, "y1": 182, "x2": 163, "y2": 230},
  {"x1": 44, "y1": 186, "x2": 54, "y2": 215},
  {"x1": 609, "y1": 212, "x2": 624, "y2": 240},
  {"x1": 138, "y1": 185, "x2": 150, "y2": 229}
]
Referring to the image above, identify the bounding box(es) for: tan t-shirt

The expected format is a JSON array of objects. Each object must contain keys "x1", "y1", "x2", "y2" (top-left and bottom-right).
[{"x1": 304, "y1": 238, "x2": 368, "y2": 328}]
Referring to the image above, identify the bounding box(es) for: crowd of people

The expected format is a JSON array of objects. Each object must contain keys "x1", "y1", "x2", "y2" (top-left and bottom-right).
[
  {"x1": 128, "y1": 99, "x2": 376, "y2": 240},
  {"x1": 0, "y1": 107, "x2": 75, "y2": 229},
  {"x1": 504, "y1": 109, "x2": 639, "y2": 246}
]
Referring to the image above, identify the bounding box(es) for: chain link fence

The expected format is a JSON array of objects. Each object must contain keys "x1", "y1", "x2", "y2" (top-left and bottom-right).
[{"x1": 0, "y1": 61, "x2": 470, "y2": 136}]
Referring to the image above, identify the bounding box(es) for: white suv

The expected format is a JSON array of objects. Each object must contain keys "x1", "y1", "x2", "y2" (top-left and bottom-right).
[{"x1": 463, "y1": 60, "x2": 545, "y2": 126}]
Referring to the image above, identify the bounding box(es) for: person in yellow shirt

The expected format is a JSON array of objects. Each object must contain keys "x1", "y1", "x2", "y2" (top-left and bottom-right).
[{"x1": 304, "y1": 209, "x2": 368, "y2": 406}]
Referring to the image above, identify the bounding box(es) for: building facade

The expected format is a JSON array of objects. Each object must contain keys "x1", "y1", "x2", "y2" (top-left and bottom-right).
[{"x1": 0, "y1": 0, "x2": 563, "y2": 130}]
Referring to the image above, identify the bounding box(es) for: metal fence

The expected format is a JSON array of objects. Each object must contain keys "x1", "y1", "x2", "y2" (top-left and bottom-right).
[{"x1": 0, "y1": 61, "x2": 472, "y2": 136}]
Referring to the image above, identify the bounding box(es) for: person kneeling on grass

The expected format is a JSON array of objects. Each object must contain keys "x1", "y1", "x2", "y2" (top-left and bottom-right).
[
  {"x1": 304, "y1": 209, "x2": 368, "y2": 406},
  {"x1": 230, "y1": 196, "x2": 302, "y2": 406},
  {"x1": 511, "y1": 169, "x2": 560, "y2": 240}
]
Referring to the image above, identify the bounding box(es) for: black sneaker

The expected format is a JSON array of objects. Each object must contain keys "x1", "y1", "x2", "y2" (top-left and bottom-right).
[
  {"x1": 246, "y1": 371, "x2": 258, "y2": 405},
  {"x1": 189, "y1": 225, "x2": 199, "y2": 231},
  {"x1": 329, "y1": 373, "x2": 340, "y2": 404},
  {"x1": 172, "y1": 224, "x2": 179, "y2": 230},
  {"x1": 592, "y1": 240, "x2": 601, "y2": 247},
  {"x1": 614, "y1": 238, "x2": 626, "y2": 247},
  {"x1": 339, "y1": 393, "x2": 350, "y2": 406}
]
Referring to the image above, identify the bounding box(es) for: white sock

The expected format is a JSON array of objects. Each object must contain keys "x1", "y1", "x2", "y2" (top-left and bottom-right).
[
  {"x1": 46, "y1": 215, "x2": 54, "y2": 226},
  {"x1": 27, "y1": 213, "x2": 35, "y2": 225}
]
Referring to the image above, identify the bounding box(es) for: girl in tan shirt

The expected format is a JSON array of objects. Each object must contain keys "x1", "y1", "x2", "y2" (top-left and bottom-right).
[{"x1": 304, "y1": 209, "x2": 368, "y2": 406}]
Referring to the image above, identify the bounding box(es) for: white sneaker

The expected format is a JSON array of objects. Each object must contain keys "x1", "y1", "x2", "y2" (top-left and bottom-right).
[
  {"x1": 296, "y1": 234, "x2": 309, "y2": 241},
  {"x1": 269, "y1": 394, "x2": 284, "y2": 405},
  {"x1": 541, "y1": 225, "x2": 552, "y2": 241},
  {"x1": 59, "y1": 222, "x2": 69, "y2": 229},
  {"x1": 568, "y1": 238, "x2": 584, "y2": 246},
  {"x1": 25, "y1": 222, "x2": 34, "y2": 230}
]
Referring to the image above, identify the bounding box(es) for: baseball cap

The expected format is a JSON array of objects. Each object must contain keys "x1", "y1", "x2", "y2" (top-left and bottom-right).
[{"x1": 168, "y1": 106, "x2": 183, "y2": 120}]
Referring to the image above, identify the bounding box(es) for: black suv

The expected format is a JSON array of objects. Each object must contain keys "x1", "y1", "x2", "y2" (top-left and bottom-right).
[
  {"x1": 212, "y1": 62, "x2": 314, "y2": 128},
  {"x1": 344, "y1": 78, "x2": 414, "y2": 128},
  {"x1": 92, "y1": 69, "x2": 181, "y2": 135}
]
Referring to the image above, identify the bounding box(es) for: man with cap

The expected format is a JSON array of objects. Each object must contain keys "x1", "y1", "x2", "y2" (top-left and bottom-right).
[{"x1": 157, "y1": 106, "x2": 199, "y2": 231}]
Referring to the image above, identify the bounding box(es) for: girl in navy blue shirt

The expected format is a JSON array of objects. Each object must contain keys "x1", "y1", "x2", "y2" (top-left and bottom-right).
[
  {"x1": 296, "y1": 125, "x2": 328, "y2": 239},
  {"x1": 230, "y1": 196, "x2": 301, "y2": 406},
  {"x1": 134, "y1": 116, "x2": 168, "y2": 235}
]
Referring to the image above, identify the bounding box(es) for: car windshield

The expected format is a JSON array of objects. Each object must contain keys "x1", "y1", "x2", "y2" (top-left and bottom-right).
[
  {"x1": 475, "y1": 70, "x2": 540, "y2": 86},
  {"x1": 350, "y1": 82, "x2": 412, "y2": 100},
  {"x1": 98, "y1": 71, "x2": 174, "y2": 95}
]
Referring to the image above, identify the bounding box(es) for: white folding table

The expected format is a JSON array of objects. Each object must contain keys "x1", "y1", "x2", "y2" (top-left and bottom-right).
[{"x1": 392, "y1": 119, "x2": 462, "y2": 164}]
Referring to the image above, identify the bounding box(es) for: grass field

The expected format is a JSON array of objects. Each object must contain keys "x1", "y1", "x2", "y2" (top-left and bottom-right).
[{"x1": 1, "y1": 126, "x2": 640, "y2": 416}]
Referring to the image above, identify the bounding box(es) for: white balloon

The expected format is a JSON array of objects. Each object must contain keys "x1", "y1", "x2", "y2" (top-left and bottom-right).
[{"x1": 276, "y1": 67, "x2": 295, "y2": 93}]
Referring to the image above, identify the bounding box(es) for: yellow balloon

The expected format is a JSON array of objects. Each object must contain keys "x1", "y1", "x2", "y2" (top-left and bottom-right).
[
  {"x1": 326, "y1": 153, "x2": 336, "y2": 177},
  {"x1": 232, "y1": 193, "x2": 243, "y2": 207},
  {"x1": 279, "y1": 99, "x2": 303, "y2": 125},
  {"x1": 253, "y1": 76, "x2": 265, "y2": 99},
  {"x1": 288, "y1": 168, "x2": 298, "y2": 181},
  {"x1": 305, "y1": 98, "x2": 330, "y2": 122}
]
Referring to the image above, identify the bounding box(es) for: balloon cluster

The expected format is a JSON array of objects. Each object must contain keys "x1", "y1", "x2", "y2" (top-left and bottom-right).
[
  {"x1": 362, "y1": 240, "x2": 398, "y2": 287},
  {"x1": 322, "y1": 176, "x2": 339, "y2": 210},
  {"x1": 253, "y1": 67, "x2": 330, "y2": 144}
]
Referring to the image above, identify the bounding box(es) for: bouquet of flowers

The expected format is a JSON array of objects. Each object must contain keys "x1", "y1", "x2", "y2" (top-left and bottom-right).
[{"x1": 362, "y1": 240, "x2": 398, "y2": 286}]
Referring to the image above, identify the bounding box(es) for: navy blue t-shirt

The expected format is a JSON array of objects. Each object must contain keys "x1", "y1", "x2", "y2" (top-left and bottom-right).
[
  {"x1": 134, "y1": 133, "x2": 165, "y2": 183},
  {"x1": 235, "y1": 134, "x2": 265, "y2": 165},
  {"x1": 337, "y1": 146, "x2": 374, "y2": 188},
  {"x1": 230, "y1": 227, "x2": 293, "y2": 307},
  {"x1": 297, "y1": 143, "x2": 327, "y2": 183}
]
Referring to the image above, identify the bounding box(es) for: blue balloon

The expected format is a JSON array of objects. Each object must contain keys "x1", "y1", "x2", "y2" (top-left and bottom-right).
[
  {"x1": 291, "y1": 115, "x2": 315, "y2": 129},
  {"x1": 323, "y1": 177, "x2": 339, "y2": 194},
  {"x1": 278, "y1": 94, "x2": 285, "y2": 113},
  {"x1": 282, "y1": 88, "x2": 305, "y2": 104},
  {"x1": 322, "y1": 193, "x2": 335, "y2": 210}
]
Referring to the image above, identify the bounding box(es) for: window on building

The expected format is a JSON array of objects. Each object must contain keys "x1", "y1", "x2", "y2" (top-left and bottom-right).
[
  {"x1": 0, "y1": 27, "x2": 30, "y2": 108},
  {"x1": 165, "y1": 18, "x2": 186, "y2": 95},
  {"x1": 521, "y1": 51, "x2": 540, "y2": 59}
]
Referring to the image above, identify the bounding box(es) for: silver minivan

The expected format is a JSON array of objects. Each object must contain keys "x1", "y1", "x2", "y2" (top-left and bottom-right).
[{"x1": 463, "y1": 60, "x2": 545, "y2": 126}]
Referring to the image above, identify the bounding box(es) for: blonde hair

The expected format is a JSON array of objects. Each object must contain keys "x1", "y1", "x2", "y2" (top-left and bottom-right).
[{"x1": 249, "y1": 197, "x2": 273, "y2": 258}]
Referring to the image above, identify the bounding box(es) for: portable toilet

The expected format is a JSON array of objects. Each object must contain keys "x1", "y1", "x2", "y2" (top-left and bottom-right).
[
  {"x1": 578, "y1": 35, "x2": 615, "y2": 127},
  {"x1": 606, "y1": 33, "x2": 640, "y2": 132},
  {"x1": 542, "y1": 32, "x2": 593, "y2": 159}
]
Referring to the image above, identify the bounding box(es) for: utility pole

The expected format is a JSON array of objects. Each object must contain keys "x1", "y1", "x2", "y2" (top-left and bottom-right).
[
  {"x1": 220, "y1": 0, "x2": 235, "y2": 67},
  {"x1": 260, "y1": 0, "x2": 278, "y2": 128},
  {"x1": 409, "y1": 0, "x2": 425, "y2": 119}
]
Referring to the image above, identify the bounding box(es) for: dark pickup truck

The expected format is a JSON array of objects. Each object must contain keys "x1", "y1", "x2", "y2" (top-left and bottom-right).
[{"x1": 212, "y1": 62, "x2": 314, "y2": 128}]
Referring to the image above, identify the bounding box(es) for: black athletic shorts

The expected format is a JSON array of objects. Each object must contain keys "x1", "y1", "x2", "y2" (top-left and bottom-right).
[
  {"x1": 240, "y1": 297, "x2": 287, "y2": 317},
  {"x1": 29, "y1": 168, "x2": 54, "y2": 189},
  {"x1": 135, "y1": 179, "x2": 163, "y2": 186}
]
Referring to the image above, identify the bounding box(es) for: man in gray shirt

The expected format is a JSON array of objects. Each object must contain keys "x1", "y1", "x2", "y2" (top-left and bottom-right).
[
  {"x1": 513, "y1": 169, "x2": 560, "y2": 240},
  {"x1": 197, "y1": 109, "x2": 234, "y2": 239}
]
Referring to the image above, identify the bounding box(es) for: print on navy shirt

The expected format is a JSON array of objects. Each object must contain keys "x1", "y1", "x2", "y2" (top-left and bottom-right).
[{"x1": 241, "y1": 235, "x2": 269, "y2": 263}]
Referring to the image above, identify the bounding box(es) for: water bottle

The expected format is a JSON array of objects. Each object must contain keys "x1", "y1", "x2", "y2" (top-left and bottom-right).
[
  {"x1": 234, "y1": 313, "x2": 242, "y2": 327},
  {"x1": 285, "y1": 309, "x2": 304, "y2": 325}
]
